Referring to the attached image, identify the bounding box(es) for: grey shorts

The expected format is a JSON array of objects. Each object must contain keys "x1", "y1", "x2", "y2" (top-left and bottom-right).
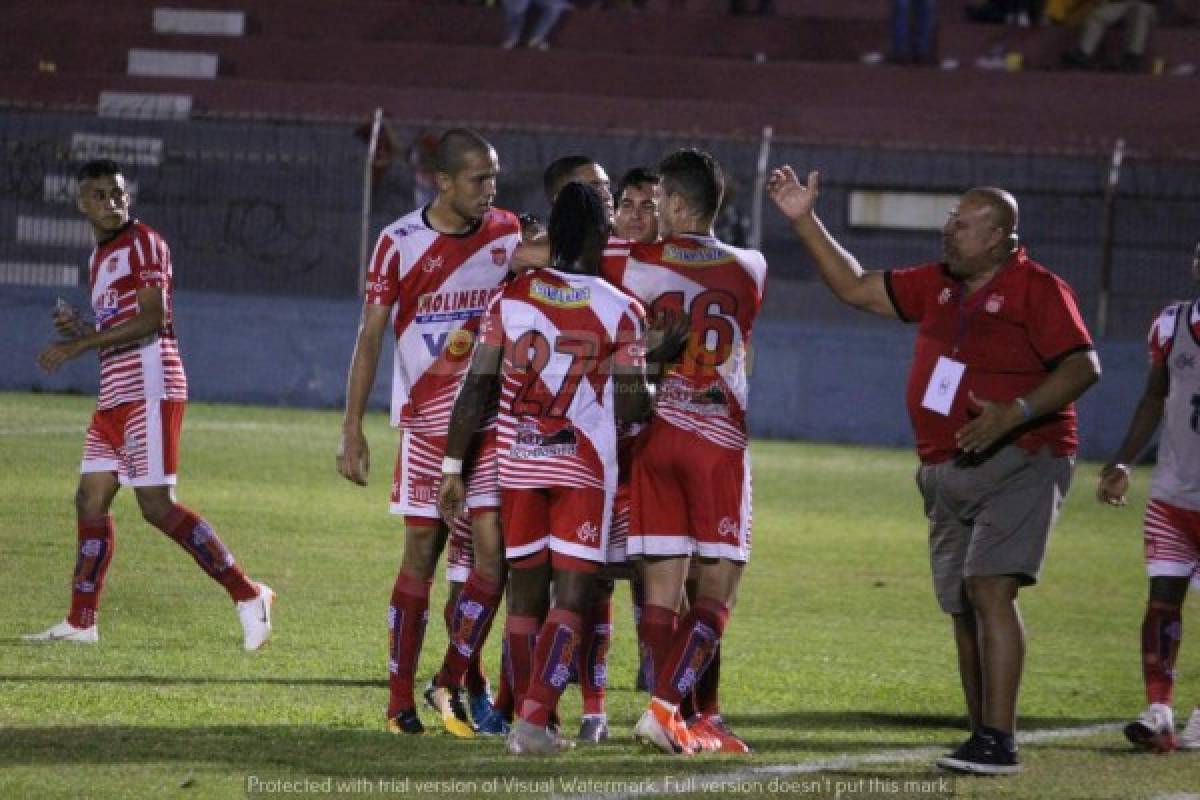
[{"x1": 917, "y1": 446, "x2": 1074, "y2": 614}]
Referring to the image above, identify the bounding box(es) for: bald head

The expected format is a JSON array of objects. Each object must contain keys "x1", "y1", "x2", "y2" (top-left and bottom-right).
[{"x1": 963, "y1": 187, "x2": 1019, "y2": 242}]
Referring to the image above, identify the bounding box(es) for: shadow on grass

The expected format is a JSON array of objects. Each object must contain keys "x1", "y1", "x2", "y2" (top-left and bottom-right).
[
  {"x1": 736, "y1": 710, "x2": 1117, "y2": 731},
  {"x1": 0, "y1": 673, "x2": 384, "y2": 689}
]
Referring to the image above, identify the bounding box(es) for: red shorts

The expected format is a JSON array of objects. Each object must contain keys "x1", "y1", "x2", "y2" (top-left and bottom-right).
[
  {"x1": 501, "y1": 486, "x2": 610, "y2": 570},
  {"x1": 628, "y1": 420, "x2": 752, "y2": 562},
  {"x1": 81, "y1": 400, "x2": 183, "y2": 487},
  {"x1": 1144, "y1": 498, "x2": 1200, "y2": 588}
]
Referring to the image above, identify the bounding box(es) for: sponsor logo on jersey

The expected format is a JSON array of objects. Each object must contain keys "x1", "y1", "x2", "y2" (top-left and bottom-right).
[
  {"x1": 422, "y1": 328, "x2": 476, "y2": 359},
  {"x1": 106, "y1": 257, "x2": 119, "y2": 273},
  {"x1": 985, "y1": 292, "x2": 1005, "y2": 314},
  {"x1": 938, "y1": 287, "x2": 953, "y2": 305},
  {"x1": 415, "y1": 288, "x2": 492, "y2": 324},
  {"x1": 491, "y1": 247, "x2": 507, "y2": 267},
  {"x1": 95, "y1": 289, "x2": 121, "y2": 326},
  {"x1": 529, "y1": 279, "x2": 590, "y2": 308},
  {"x1": 1176, "y1": 353, "x2": 1196, "y2": 370},
  {"x1": 511, "y1": 420, "x2": 579, "y2": 459},
  {"x1": 661, "y1": 243, "x2": 730, "y2": 267},
  {"x1": 661, "y1": 378, "x2": 731, "y2": 417}
]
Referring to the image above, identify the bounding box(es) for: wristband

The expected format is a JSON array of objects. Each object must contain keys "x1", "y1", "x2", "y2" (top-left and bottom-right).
[
  {"x1": 1014, "y1": 397, "x2": 1033, "y2": 422},
  {"x1": 442, "y1": 457, "x2": 463, "y2": 475}
]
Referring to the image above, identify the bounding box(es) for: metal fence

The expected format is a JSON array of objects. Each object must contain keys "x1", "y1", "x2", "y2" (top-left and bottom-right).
[{"x1": 2, "y1": 106, "x2": 1198, "y2": 338}]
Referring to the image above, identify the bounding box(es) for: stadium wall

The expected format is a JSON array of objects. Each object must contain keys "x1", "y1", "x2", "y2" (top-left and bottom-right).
[{"x1": 2, "y1": 286, "x2": 1146, "y2": 461}]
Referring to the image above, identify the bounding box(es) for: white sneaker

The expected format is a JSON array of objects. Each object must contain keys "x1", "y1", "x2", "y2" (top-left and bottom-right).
[
  {"x1": 1179, "y1": 707, "x2": 1200, "y2": 750},
  {"x1": 236, "y1": 584, "x2": 274, "y2": 651},
  {"x1": 23, "y1": 620, "x2": 98, "y2": 644},
  {"x1": 1124, "y1": 703, "x2": 1176, "y2": 752}
]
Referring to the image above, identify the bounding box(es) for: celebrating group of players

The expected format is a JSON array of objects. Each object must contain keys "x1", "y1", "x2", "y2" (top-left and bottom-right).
[{"x1": 336, "y1": 128, "x2": 765, "y2": 756}]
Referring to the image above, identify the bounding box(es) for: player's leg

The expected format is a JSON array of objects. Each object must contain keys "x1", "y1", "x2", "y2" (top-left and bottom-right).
[
  {"x1": 1127, "y1": 498, "x2": 1200, "y2": 751},
  {"x1": 501, "y1": 487, "x2": 552, "y2": 745},
  {"x1": 26, "y1": 408, "x2": 125, "y2": 643},
  {"x1": 577, "y1": 577, "x2": 614, "y2": 742}
]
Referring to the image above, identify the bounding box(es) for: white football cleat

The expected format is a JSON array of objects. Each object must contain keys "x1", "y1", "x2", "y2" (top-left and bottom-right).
[
  {"x1": 23, "y1": 620, "x2": 98, "y2": 644},
  {"x1": 1179, "y1": 707, "x2": 1200, "y2": 750},
  {"x1": 237, "y1": 583, "x2": 275, "y2": 651},
  {"x1": 1124, "y1": 703, "x2": 1176, "y2": 753}
]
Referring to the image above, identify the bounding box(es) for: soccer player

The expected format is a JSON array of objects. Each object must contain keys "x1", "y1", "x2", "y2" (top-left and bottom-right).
[
  {"x1": 603, "y1": 149, "x2": 767, "y2": 756},
  {"x1": 337, "y1": 129, "x2": 521, "y2": 736},
  {"x1": 438, "y1": 183, "x2": 682, "y2": 755},
  {"x1": 1097, "y1": 240, "x2": 1200, "y2": 753},
  {"x1": 613, "y1": 167, "x2": 661, "y2": 245},
  {"x1": 768, "y1": 167, "x2": 1100, "y2": 775},
  {"x1": 26, "y1": 159, "x2": 274, "y2": 651}
]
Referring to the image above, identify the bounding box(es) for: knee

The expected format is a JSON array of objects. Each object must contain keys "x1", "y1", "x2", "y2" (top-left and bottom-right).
[
  {"x1": 964, "y1": 576, "x2": 1018, "y2": 610},
  {"x1": 137, "y1": 496, "x2": 175, "y2": 529}
]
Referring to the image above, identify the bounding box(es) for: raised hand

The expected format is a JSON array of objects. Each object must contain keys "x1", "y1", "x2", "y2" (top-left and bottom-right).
[{"x1": 766, "y1": 166, "x2": 820, "y2": 222}]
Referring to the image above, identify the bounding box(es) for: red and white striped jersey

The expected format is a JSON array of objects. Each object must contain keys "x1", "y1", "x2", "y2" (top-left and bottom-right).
[
  {"x1": 365, "y1": 207, "x2": 520, "y2": 433},
  {"x1": 89, "y1": 221, "x2": 187, "y2": 410},
  {"x1": 478, "y1": 268, "x2": 646, "y2": 491},
  {"x1": 602, "y1": 234, "x2": 766, "y2": 451}
]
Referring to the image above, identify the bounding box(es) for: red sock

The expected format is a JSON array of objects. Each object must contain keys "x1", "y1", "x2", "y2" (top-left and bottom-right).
[
  {"x1": 695, "y1": 641, "x2": 722, "y2": 716},
  {"x1": 638, "y1": 603, "x2": 677, "y2": 695},
  {"x1": 67, "y1": 515, "x2": 116, "y2": 629},
  {"x1": 505, "y1": 613, "x2": 540, "y2": 717},
  {"x1": 579, "y1": 593, "x2": 613, "y2": 715},
  {"x1": 387, "y1": 571, "x2": 432, "y2": 716},
  {"x1": 159, "y1": 504, "x2": 257, "y2": 602},
  {"x1": 1143, "y1": 600, "x2": 1183, "y2": 705},
  {"x1": 435, "y1": 571, "x2": 503, "y2": 690},
  {"x1": 654, "y1": 597, "x2": 729, "y2": 706},
  {"x1": 520, "y1": 608, "x2": 583, "y2": 727}
]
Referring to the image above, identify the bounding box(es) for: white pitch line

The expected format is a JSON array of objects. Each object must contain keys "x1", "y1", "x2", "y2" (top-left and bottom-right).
[{"x1": 576, "y1": 723, "x2": 1121, "y2": 800}]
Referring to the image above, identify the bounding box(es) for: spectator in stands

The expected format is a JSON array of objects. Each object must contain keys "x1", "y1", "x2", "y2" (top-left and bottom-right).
[
  {"x1": 502, "y1": 0, "x2": 573, "y2": 50},
  {"x1": 891, "y1": 0, "x2": 938, "y2": 64},
  {"x1": 1062, "y1": 1, "x2": 1159, "y2": 72},
  {"x1": 966, "y1": 0, "x2": 1043, "y2": 26}
]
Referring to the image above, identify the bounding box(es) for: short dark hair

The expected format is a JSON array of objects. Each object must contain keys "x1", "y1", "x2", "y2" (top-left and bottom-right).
[
  {"x1": 616, "y1": 167, "x2": 660, "y2": 204},
  {"x1": 76, "y1": 159, "x2": 122, "y2": 183},
  {"x1": 543, "y1": 155, "x2": 595, "y2": 203},
  {"x1": 434, "y1": 128, "x2": 494, "y2": 175},
  {"x1": 658, "y1": 149, "x2": 723, "y2": 220},
  {"x1": 549, "y1": 182, "x2": 608, "y2": 272}
]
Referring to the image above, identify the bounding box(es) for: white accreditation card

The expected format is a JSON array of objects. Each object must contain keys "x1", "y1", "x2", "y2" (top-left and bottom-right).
[{"x1": 920, "y1": 356, "x2": 966, "y2": 416}]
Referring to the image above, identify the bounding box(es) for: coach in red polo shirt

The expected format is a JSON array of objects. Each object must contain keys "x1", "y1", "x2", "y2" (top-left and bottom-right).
[{"x1": 768, "y1": 167, "x2": 1101, "y2": 776}]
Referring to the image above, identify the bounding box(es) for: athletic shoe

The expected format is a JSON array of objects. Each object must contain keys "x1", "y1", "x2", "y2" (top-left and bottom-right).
[
  {"x1": 23, "y1": 620, "x2": 98, "y2": 644},
  {"x1": 936, "y1": 730, "x2": 1021, "y2": 775},
  {"x1": 386, "y1": 708, "x2": 425, "y2": 735},
  {"x1": 578, "y1": 714, "x2": 609, "y2": 743},
  {"x1": 236, "y1": 583, "x2": 274, "y2": 652},
  {"x1": 474, "y1": 706, "x2": 511, "y2": 736},
  {"x1": 633, "y1": 699, "x2": 687, "y2": 755},
  {"x1": 506, "y1": 718, "x2": 571, "y2": 755},
  {"x1": 674, "y1": 709, "x2": 699, "y2": 755},
  {"x1": 423, "y1": 682, "x2": 476, "y2": 738},
  {"x1": 1179, "y1": 707, "x2": 1200, "y2": 750},
  {"x1": 692, "y1": 713, "x2": 751, "y2": 754},
  {"x1": 1125, "y1": 703, "x2": 1177, "y2": 753},
  {"x1": 468, "y1": 685, "x2": 495, "y2": 730}
]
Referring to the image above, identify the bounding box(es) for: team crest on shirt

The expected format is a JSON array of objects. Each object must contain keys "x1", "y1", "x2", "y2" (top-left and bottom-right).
[
  {"x1": 421, "y1": 255, "x2": 444, "y2": 273},
  {"x1": 444, "y1": 329, "x2": 475, "y2": 359},
  {"x1": 938, "y1": 288, "x2": 953, "y2": 305},
  {"x1": 985, "y1": 293, "x2": 1005, "y2": 314},
  {"x1": 106, "y1": 257, "x2": 119, "y2": 273},
  {"x1": 529, "y1": 279, "x2": 590, "y2": 309},
  {"x1": 1176, "y1": 353, "x2": 1196, "y2": 370},
  {"x1": 491, "y1": 247, "x2": 507, "y2": 267}
]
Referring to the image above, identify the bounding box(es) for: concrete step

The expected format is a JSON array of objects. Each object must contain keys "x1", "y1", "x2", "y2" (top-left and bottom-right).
[
  {"x1": 127, "y1": 48, "x2": 219, "y2": 80},
  {"x1": 98, "y1": 90, "x2": 192, "y2": 120},
  {"x1": 153, "y1": 8, "x2": 247, "y2": 36}
]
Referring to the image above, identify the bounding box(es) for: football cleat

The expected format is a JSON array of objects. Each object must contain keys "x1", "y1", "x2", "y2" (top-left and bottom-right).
[
  {"x1": 423, "y1": 682, "x2": 476, "y2": 738},
  {"x1": 474, "y1": 706, "x2": 511, "y2": 736},
  {"x1": 633, "y1": 700, "x2": 688, "y2": 755},
  {"x1": 23, "y1": 620, "x2": 98, "y2": 644},
  {"x1": 1178, "y1": 707, "x2": 1200, "y2": 750},
  {"x1": 236, "y1": 583, "x2": 274, "y2": 652},
  {"x1": 692, "y1": 713, "x2": 751, "y2": 754},
  {"x1": 506, "y1": 718, "x2": 572, "y2": 755},
  {"x1": 1124, "y1": 703, "x2": 1177, "y2": 753},
  {"x1": 386, "y1": 708, "x2": 425, "y2": 735},
  {"x1": 468, "y1": 684, "x2": 496, "y2": 731},
  {"x1": 577, "y1": 714, "x2": 609, "y2": 743}
]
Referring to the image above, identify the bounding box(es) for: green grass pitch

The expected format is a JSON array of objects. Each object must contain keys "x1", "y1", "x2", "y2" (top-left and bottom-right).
[{"x1": 1, "y1": 392, "x2": 1198, "y2": 799}]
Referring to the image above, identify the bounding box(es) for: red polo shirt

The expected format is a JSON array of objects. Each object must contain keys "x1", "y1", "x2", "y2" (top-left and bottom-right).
[{"x1": 884, "y1": 248, "x2": 1094, "y2": 464}]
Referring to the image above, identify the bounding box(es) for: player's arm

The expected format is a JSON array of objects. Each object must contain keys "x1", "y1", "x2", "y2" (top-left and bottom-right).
[
  {"x1": 337, "y1": 304, "x2": 391, "y2": 486},
  {"x1": 511, "y1": 241, "x2": 550, "y2": 273},
  {"x1": 438, "y1": 341, "x2": 503, "y2": 521},
  {"x1": 612, "y1": 309, "x2": 688, "y2": 423},
  {"x1": 37, "y1": 287, "x2": 164, "y2": 373},
  {"x1": 1096, "y1": 360, "x2": 1168, "y2": 506},
  {"x1": 766, "y1": 166, "x2": 896, "y2": 318},
  {"x1": 955, "y1": 349, "x2": 1103, "y2": 454}
]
